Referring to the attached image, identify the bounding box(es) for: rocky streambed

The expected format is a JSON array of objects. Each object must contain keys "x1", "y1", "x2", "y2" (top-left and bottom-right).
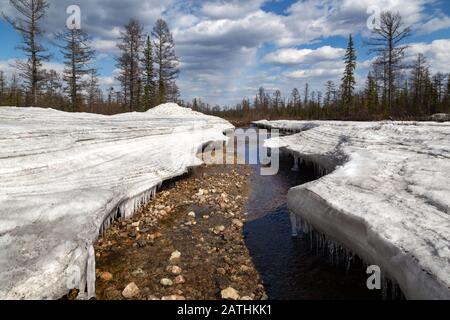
[{"x1": 94, "y1": 162, "x2": 266, "y2": 300}]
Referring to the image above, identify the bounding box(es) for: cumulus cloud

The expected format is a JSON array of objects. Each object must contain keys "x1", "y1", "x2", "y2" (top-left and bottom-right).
[
  {"x1": 418, "y1": 15, "x2": 450, "y2": 34},
  {"x1": 407, "y1": 39, "x2": 450, "y2": 73},
  {"x1": 200, "y1": 0, "x2": 266, "y2": 19},
  {"x1": 264, "y1": 46, "x2": 346, "y2": 65},
  {"x1": 1, "y1": 0, "x2": 448, "y2": 105}
]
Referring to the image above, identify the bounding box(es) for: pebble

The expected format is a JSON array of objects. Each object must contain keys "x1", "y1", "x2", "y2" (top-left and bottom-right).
[
  {"x1": 232, "y1": 219, "x2": 244, "y2": 228},
  {"x1": 188, "y1": 211, "x2": 196, "y2": 218},
  {"x1": 221, "y1": 287, "x2": 240, "y2": 300},
  {"x1": 131, "y1": 268, "x2": 145, "y2": 277},
  {"x1": 174, "y1": 275, "x2": 186, "y2": 284},
  {"x1": 136, "y1": 238, "x2": 147, "y2": 247},
  {"x1": 169, "y1": 250, "x2": 181, "y2": 262},
  {"x1": 99, "y1": 272, "x2": 113, "y2": 281},
  {"x1": 160, "y1": 278, "x2": 173, "y2": 286},
  {"x1": 166, "y1": 265, "x2": 182, "y2": 275},
  {"x1": 213, "y1": 225, "x2": 226, "y2": 234},
  {"x1": 122, "y1": 282, "x2": 140, "y2": 299},
  {"x1": 161, "y1": 295, "x2": 186, "y2": 300}
]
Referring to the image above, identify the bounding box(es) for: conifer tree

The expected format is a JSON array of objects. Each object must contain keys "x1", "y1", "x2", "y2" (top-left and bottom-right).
[
  {"x1": 152, "y1": 19, "x2": 179, "y2": 104},
  {"x1": 341, "y1": 34, "x2": 357, "y2": 116}
]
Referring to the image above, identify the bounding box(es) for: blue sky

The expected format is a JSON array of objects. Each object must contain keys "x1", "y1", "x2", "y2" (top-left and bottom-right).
[{"x1": 1, "y1": 0, "x2": 449, "y2": 106}]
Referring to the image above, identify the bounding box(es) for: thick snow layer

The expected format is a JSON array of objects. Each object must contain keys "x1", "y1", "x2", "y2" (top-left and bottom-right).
[
  {"x1": 254, "y1": 119, "x2": 450, "y2": 300},
  {"x1": 0, "y1": 104, "x2": 233, "y2": 300}
]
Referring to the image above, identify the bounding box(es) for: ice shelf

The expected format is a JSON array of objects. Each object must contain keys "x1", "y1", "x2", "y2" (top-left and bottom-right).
[
  {"x1": 254, "y1": 119, "x2": 450, "y2": 300},
  {"x1": 0, "y1": 104, "x2": 233, "y2": 299}
]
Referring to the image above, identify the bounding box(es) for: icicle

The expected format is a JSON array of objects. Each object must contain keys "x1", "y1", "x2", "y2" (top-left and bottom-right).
[
  {"x1": 86, "y1": 245, "x2": 96, "y2": 300},
  {"x1": 290, "y1": 213, "x2": 298, "y2": 237},
  {"x1": 292, "y1": 156, "x2": 300, "y2": 172}
]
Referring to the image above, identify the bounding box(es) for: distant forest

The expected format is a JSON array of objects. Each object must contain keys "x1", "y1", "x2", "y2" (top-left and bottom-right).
[
  {"x1": 188, "y1": 12, "x2": 450, "y2": 123},
  {"x1": 0, "y1": 2, "x2": 449, "y2": 123}
]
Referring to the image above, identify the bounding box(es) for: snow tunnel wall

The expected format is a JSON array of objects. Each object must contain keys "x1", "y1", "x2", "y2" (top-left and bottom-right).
[
  {"x1": 254, "y1": 119, "x2": 450, "y2": 300},
  {"x1": 0, "y1": 104, "x2": 234, "y2": 300}
]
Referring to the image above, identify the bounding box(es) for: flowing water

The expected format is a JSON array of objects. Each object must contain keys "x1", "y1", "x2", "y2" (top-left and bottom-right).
[{"x1": 233, "y1": 129, "x2": 380, "y2": 300}]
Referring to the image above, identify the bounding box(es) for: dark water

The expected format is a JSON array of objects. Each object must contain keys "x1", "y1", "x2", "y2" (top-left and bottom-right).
[{"x1": 234, "y1": 129, "x2": 380, "y2": 300}]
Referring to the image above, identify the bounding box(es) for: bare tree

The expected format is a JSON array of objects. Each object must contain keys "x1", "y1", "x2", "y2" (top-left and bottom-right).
[
  {"x1": 87, "y1": 69, "x2": 100, "y2": 112},
  {"x1": 116, "y1": 19, "x2": 144, "y2": 112},
  {"x1": 3, "y1": 0, "x2": 50, "y2": 106},
  {"x1": 152, "y1": 19, "x2": 180, "y2": 104},
  {"x1": 57, "y1": 29, "x2": 96, "y2": 112},
  {"x1": 367, "y1": 11, "x2": 411, "y2": 115},
  {"x1": 409, "y1": 53, "x2": 429, "y2": 115}
]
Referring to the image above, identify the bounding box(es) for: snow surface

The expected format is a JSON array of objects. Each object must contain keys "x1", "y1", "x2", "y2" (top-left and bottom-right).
[
  {"x1": 0, "y1": 104, "x2": 233, "y2": 300},
  {"x1": 254, "y1": 119, "x2": 450, "y2": 300}
]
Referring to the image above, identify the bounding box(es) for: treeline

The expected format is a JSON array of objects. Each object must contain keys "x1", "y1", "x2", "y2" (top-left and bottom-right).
[
  {"x1": 195, "y1": 11, "x2": 449, "y2": 123},
  {"x1": 0, "y1": 0, "x2": 180, "y2": 114}
]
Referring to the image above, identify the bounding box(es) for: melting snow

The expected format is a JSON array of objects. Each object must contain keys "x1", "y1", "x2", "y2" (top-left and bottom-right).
[
  {"x1": 0, "y1": 104, "x2": 233, "y2": 299},
  {"x1": 255, "y1": 119, "x2": 450, "y2": 300}
]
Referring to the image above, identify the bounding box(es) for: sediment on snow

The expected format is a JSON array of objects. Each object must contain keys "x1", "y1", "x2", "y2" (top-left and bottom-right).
[
  {"x1": 0, "y1": 103, "x2": 233, "y2": 300},
  {"x1": 253, "y1": 119, "x2": 450, "y2": 300}
]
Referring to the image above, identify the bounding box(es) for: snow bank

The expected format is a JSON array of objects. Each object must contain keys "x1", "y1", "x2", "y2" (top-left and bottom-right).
[
  {"x1": 254, "y1": 120, "x2": 450, "y2": 300},
  {"x1": 0, "y1": 104, "x2": 233, "y2": 300}
]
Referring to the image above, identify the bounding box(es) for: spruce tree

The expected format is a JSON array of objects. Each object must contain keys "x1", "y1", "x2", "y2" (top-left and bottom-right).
[
  {"x1": 365, "y1": 72, "x2": 378, "y2": 115},
  {"x1": 152, "y1": 19, "x2": 180, "y2": 104},
  {"x1": 116, "y1": 19, "x2": 144, "y2": 112},
  {"x1": 341, "y1": 34, "x2": 357, "y2": 117},
  {"x1": 142, "y1": 35, "x2": 155, "y2": 110},
  {"x1": 57, "y1": 29, "x2": 96, "y2": 112}
]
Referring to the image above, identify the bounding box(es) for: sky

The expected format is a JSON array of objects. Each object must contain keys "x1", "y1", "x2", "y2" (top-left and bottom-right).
[{"x1": 0, "y1": 0, "x2": 449, "y2": 106}]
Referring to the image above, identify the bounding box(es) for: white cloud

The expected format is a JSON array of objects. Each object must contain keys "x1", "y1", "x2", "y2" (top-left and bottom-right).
[
  {"x1": 200, "y1": 0, "x2": 266, "y2": 19},
  {"x1": 407, "y1": 39, "x2": 450, "y2": 74},
  {"x1": 418, "y1": 15, "x2": 450, "y2": 34},
  {"x1": 264, "y1": 46, "x2": 346, "y2": 65}
]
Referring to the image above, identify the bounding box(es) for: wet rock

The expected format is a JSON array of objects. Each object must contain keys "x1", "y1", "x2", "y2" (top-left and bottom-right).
[
  {"x1": 99, "y1": 271, "x2": 113, "y2": 281},
  {"x1": 232, "y1": 219, "x2": 244, "y2": 228},
  {"x1": 221, "y1": 287, "x2": 240, "y2": 300},
  {"x1": 160, "y1": 278, "x2": 173, "y2": 286},
  {"x1": 136, "y1": 238, "x2": 147, "y2": 247},
  {"x1": 122, "y1": 282, "x2": 140, "y2": 299},
  {"x1": 128, "y1": 231, "x2": 137, "y2": 238},
  {"x1": 166, "y1": 265, "x2": 182, "y2": 275}
]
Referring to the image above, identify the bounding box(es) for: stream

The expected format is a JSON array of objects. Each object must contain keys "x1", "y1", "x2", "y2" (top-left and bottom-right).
[{"x1": 235, "y1": 128, "x2": 380, "y2": 300}]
